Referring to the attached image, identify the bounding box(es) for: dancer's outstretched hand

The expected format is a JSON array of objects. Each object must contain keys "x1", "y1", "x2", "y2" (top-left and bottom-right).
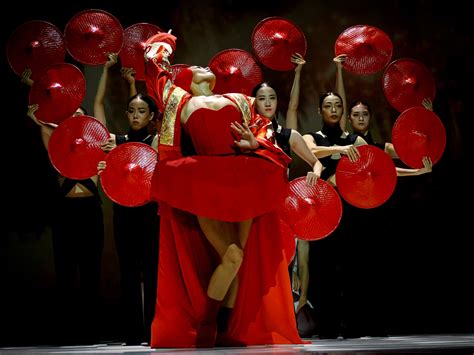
[{"x1": 231, "y1": 121, "x2": 259, "y2": 150}]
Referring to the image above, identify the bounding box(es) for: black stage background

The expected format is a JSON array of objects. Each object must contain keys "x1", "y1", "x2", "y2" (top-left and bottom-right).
[{"x1": 1, "y1": 0, "x2": 473, "y2": 345}]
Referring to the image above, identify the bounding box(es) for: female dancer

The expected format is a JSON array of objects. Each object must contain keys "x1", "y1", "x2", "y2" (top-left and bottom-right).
[{"x1": 144, "y1": 31, "x2": 303, "y2": 347}]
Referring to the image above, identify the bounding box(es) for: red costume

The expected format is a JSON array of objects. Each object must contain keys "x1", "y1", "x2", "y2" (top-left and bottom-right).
[{"x1": 145, "y1": 32, "x2": 302, "y2": 347}]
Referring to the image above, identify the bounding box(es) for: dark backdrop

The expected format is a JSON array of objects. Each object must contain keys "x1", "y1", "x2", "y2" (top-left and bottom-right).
[{"x1": 1, "y1": 0, "x2": 473, "y2": 345}]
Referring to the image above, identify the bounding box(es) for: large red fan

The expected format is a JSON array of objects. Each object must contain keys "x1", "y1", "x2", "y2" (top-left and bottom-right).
[
  {"x1": 48, "y1": 115, "x2": 109, "y2": 179},
  {"x1": 209, "y1": 49, "x2": 262, "y2": 95},
  {"x1": 7, "y1": 20, "x2": 66, "y2": 80},
  {"x1": 280, "y1": 177, "x2": 342, "y2": 240},
  {"x1": 335, "y1": 25, "x2": 392, "y2": 75},
  {"x1": 120, "y1": 23, "x2": 163, "y2": 81},
  {"x1": 29, "y1": 63, "x2": 86, "y2": 124},
  {"x1": 383, "y1": 58, "x2": 436, "y2": 112},
  {"x1": 100, "y1": 142, "x2": 157, "y2": 207},
  {"x1": 392, "y1": 107, "x2": 446, "y2": 168},
  {"x1": 336, "y1": 145, "x2": 397, "y2": 209},
  {"x1": 252, "y1": 17, "x2": 307, "y2": 71},
  {"x1": 64, "y1": 9, "x2": 124, "y2": 65}
]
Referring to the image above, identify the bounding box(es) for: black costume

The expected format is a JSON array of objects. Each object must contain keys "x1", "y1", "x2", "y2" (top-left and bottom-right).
[
  {"x1": 305, "y1": 125, "x2": 360, "y2": 339},
  {"x1": 53, "y1": 176, "x2": 104, "y2": 343},
  {"x1": 341, "y1": 130, "x2": 390, "y2": 337},
  {"x1": 272, "y1": 119, "x2": 292, "y2": 157},
  {"x1": 113, "y1": 127, "x2": 160, "y2": 345}
]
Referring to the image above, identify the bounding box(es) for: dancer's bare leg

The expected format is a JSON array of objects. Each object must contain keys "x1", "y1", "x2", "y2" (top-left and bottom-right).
[
  {"x1": 222, "y1": 278, "x2": 239, "y2": 308},
  {"x1": 197, "y1": 217, "x2": 253, "y2": 301},
  {"x1": 221, "y1": 218, "x2": 253, "y2": 307}
]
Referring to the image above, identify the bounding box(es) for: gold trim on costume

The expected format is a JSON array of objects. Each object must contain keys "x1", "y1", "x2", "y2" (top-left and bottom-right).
[
  {"x1": 160, "y1": 87, "x2": 188, "y2": 146},
  {"x1": 163, "y1": 80, "x2": 172, "y2": 105},
  {"x1": 225, "y1": 93, "x2": 252, "y2": 124}
]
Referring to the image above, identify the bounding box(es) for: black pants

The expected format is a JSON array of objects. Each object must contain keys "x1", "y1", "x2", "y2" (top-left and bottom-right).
[
  {"x1": 52, "y1": 196, "x2": 104, "y2": 343},
  {"x1": 113, "y1": 201, "x2": 160, "y2": 344},
  {"x1": 308, "y1": 201, "x2": 389, "y2": 338}
]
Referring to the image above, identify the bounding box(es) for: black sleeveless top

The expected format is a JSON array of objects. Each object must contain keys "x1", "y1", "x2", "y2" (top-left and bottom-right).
[
  {"x1": 306, "y1": 125, "x2": 357, "y2": 180},
  {"x1": 272, "y1": 119, "x2": 292, "y2": 157},
  {"x1": 355, "y1": 130, "x2": 385, "y2": 150}
]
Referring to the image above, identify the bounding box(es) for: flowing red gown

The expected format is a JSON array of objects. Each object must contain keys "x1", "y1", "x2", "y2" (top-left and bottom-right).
[{"x1": 145, "y1": 33, "x2": 302, "y2": 348}]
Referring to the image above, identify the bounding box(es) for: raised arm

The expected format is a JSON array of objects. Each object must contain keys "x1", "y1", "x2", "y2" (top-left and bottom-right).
[
  {"x1": 333, "y1": 54, "x2": 347, "y2": 131},
  {"x1": 27, "y1": 104, "x2": 56, "y2": 150},
  {"x1": 286, "y1": 53, "x2": 305, "y2": 130},
  {"x1": 21, "y1": 71, "x2": 56, "y2": 149},
  {"x1": 120, "y1": 67, "x2": 138, "y2": 98},
  {"x1": 93, "y1": 53, "x2": 118, "y2": 126}
]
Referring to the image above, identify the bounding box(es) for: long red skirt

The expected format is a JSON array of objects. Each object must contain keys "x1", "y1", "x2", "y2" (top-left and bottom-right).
[{"x1": 151, "y1": 203, "x2": 302, "y2": 347}]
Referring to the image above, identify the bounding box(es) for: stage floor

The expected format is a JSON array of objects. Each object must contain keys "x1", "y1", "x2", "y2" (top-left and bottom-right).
[{"x1": 1, "y1": 334, "x2": 474, "y2": 354}]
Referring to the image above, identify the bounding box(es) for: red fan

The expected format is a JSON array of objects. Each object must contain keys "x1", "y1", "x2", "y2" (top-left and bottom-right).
[
  {"x1": 120, "y1": 23, "x2": 163, "y2": 81},
  {"x1": 64, "y1": 9, "x2": 124, "y2": 65},
  {"x1": 280, "y1": 192, "x2": 305, "y2": 228},
  {"x1": 280, "y1": 177, "x2": 342, "y2": 240},
  {"x1": 336, "y1": 145, "x2": 397, "y2": 209},
  {"x1": 392, "y1": 107, "x2": 446, "y2": 168},
  {"x1": 252, "y1": 17, "x2": 307, "y2": 71},
  {"x1": 209, "y1": 49, "x2": 262, "y2": 95},
  {"x1": 335, "y1": 25, "x2": 392, "y2": 75},
  {"x1": 100, "y1": 142, "x2": 157, "y2": 207},
  {"x1": 48, "y1": 115, "x2": 109, "y2": 179},
  {"x1": 383, "y1": 58, "x2": 436, "y2": 112},
  {"x1": 7, "y1": 20, "x2": 66, "y2": 80},
  {"x1": 29, "y1": 63, "x2": 86, "y2": 124}
]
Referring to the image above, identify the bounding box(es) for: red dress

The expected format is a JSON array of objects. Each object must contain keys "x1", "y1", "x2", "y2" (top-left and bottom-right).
[
  {"x1": 145, "y1": 33, "x2": 302, "y2": 347},
  {"x1": 153, "y1": 105, "x2": 289, "y2": 221}
]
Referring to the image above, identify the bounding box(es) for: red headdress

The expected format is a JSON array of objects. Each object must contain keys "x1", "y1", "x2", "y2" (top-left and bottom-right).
[{"x1": 144, "y1": 31, "x2": 177, "y2": 63}]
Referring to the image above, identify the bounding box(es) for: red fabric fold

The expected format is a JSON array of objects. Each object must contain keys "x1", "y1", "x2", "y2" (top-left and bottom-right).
[{"x1": 151, "y1": 204, "x2": 303, "y2": 347}]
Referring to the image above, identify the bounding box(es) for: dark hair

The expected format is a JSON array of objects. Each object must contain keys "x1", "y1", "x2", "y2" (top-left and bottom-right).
[
  {"x1": 318, "y1": 92, "x2": 343, "y2": 109},
  {"x1": 127, "y1": 93, "x2": 158, "y2": 118},
  {"x1": 348, "y1": 100, "x2": 371, "y2": 116},
  {"x1": 251, "y1": 82, "x2": 275, "y2": 98}
]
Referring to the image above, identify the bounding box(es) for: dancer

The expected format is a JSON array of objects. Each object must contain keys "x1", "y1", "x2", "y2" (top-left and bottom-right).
[
  {"x1": 95, "y1": 53, "x2": 160, "y2": 345},
  {"x1": 144, "y1": 31, "x2": 302, "y2": 347}
]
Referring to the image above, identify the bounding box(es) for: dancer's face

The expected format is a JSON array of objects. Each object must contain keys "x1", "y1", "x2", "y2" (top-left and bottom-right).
[
  {"x1": 320, "y1": 94, "x2": 343, "y2": 126},
  {"x1": 349, "y1": 103, "x2": 370, "y2": 134},
  {"x1": 254, "y1": 86, "x2": 277, "y2": 119},
  {"x1": 127, "y1": 97, "x2": 154, "y2": 130}
]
